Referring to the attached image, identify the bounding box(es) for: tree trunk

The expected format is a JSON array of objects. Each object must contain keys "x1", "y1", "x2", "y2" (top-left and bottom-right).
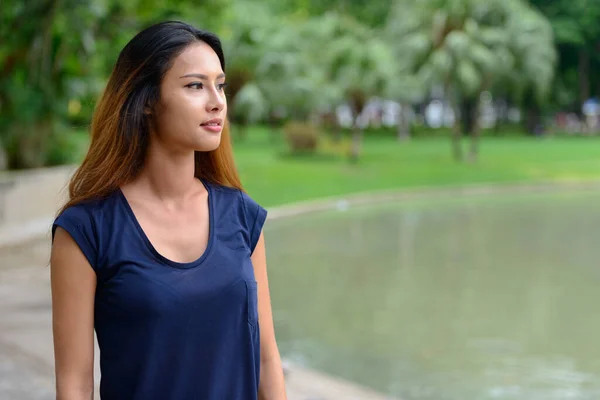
[
  {"x1": 493, "y1": 96, "x2": 507, "y2": 136},
  {"x1": 468, "y1": 98, "x2": 481, "y2": 162},
  {"x1": 349, "y1": 125, "x2": 363, "y2": 163},
  {"x1": 323, "y1": 111, "x2": 341, "y2": 142},
  {"x1": 460, "y1": 97, "x2": 477, "y2": 136},
  {"x1": 525, "y1": 105, "x2": 542, "y2": 136},
  {"x1": 397, "y1": 102, "x2": 411, "y2": 142},
  {"x1": 579, "y1": 48, "x2": 590, "y2": 115},
  {"x1": 451, "y1": 122, "x2": 463, "y2": 161},
  {"x1": 521, "y1": 87, "x2": 541, "y2": 135},
  {"x1": 448, "y1": 97, "x2": 462, "y2": 161},
  {"x1": 444, "y1": 83, "x2": 463, "y2": 161},
  {"x1": 347, "y1": 94, "x2": 365, "y2": 163}
]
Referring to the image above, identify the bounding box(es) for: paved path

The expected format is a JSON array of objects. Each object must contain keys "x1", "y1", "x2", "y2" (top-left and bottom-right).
[
  {"x1": 0, "y1": 245, "x2": 56, "y2": 400},
  {"x1": 0, "y1": 239, "x2": 395, "y2": 400}
]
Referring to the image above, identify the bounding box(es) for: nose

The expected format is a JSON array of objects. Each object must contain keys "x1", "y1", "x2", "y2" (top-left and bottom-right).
[{"x1": 206, "y1": 88, "x2": 226, "y2": 113}]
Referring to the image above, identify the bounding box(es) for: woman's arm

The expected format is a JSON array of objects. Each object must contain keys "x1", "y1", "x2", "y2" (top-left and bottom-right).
[
  {"x1": 50, "y1": 227, "x2": 97, "y2": 400},
  {"x1": 252, "y1": 231, "x2": 287, "y2": 400}
]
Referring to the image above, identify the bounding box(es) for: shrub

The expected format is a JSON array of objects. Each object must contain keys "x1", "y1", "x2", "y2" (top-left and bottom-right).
[{"x1": 283, "y1": 121, "x2": 320, "y2": 153}]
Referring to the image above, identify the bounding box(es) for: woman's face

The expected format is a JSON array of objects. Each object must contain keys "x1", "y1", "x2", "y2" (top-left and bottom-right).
[{"x1": 151, "y1": 41, "x2": 227, "y2": 152}]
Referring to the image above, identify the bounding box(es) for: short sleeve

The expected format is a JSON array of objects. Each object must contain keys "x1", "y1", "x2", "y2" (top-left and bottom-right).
[
  {"x1": 240, "y1": 191, "x2": 268, "y2": 254},
  {"x1": 52, "y1": 205, "x2": 99, "y2": 270}
]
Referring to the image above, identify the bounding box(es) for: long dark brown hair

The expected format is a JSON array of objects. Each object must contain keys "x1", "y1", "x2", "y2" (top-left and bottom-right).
[{"x1": 60, "y1": 21, "x2": 242, "y2": 214}]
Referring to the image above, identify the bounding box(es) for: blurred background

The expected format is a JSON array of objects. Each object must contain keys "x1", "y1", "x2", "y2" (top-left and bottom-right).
[{"x1": 1, "y1": 0, "x2": 600, "y2": 399}]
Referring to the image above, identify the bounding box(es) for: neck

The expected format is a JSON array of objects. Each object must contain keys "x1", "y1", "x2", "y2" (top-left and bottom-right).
[{"x1": 135, "y1": 140, "x2": 200, "y2": 201}]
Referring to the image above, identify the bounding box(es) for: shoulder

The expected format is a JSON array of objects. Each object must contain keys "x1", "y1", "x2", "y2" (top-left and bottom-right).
[
  {"x1": 212, "y1": 183, "x2": 265, "y2": 212},
  {"x1": 53, "y1": 193, "x2": 118, "y2": 233},
  {"x1": 206, "y1": 182, "x2": 265, "y2": 215},
  {"x1": 238, "y1": 189, "x2": 267, "y2": 253},
  {"x1": 208, "y1": 183, "x2": 267, "y2": 253},
  {"x1": 53, "y1": 199, "x2": 102, "y2": 235},
  {"x1": 238, "y1": 190, "x2": 266, "y2": 224},
  {"x1": 52, "y1": 192, "x2": 118, "y2": 270}
]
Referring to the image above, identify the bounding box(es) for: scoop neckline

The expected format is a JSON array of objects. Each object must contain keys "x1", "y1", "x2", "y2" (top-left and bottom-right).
[{"x1": 116, "y1": 178, "x2": 215, "y2": 269}]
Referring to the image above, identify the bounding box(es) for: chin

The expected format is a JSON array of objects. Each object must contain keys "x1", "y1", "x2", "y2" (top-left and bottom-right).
[{"x1": 195, "y1": 137, "x2": 221, "y2": 152}]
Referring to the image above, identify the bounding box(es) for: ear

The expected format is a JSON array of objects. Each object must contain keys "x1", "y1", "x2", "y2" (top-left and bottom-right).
[{"x1": 143, "y1": 106, "x2": 152, "y2": 115}]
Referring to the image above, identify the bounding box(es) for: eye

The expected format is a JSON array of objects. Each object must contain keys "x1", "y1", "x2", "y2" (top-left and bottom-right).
[
  {"x1": 186, "y1": 82, "x2": 203, "y2": 89},
  {"x1": 218, "y1": 83, "x2": 228, "y2": 91}
]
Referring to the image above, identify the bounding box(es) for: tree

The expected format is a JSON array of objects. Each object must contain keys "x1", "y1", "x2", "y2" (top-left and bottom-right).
[
  {"x1": 230, "y1": 10, "x2": 397, "y2": 161},
  {"x1": 0, "y1": 0, "x2": 113, "y2": 168},
  {"x1": 0, "y1": 0, "x2": 234, "y2": 169},
  {"x1": 312, "y1": 12, "x2": 396, "y2": 162},
  {"x1": 265, "y1": 0, "x2": 394, "y2": 28},
  {"x1": 217, "y1": 1, "x2": 274, "y2": 139},
  {"x1": 218, "y1": 4, "x2": 332, "y2": 141},
  {"x1": 530, "y1": 0, "x2": 600, "y2": 113},
  {"x1": 387, "y1": 0, "x2": 556, "y2": 161},
  {"x1": 501, "y1": 1, "x2": 556, "y2": 135},
  {"x1": 251, "y1": 15, "x2": 333, "y2": 123},
  {"x1": 383, "y1": 31, "x2": 427, "y2": 142}
]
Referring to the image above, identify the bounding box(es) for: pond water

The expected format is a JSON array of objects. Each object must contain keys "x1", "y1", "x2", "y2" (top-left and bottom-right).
[{"x1": 265, "y1": 189, "x2": 600, "y2": 400}]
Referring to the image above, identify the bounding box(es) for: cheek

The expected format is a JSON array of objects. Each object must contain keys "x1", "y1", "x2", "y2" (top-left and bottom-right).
[
  {"x1": 175, "y1": 93, "x2": 204, "y2": 118},
  {"x1": 158, "y1": 94, "x2": 203, "y2": 128}
]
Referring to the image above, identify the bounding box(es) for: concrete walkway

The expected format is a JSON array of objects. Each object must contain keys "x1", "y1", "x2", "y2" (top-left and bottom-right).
[{"x1": 0, "y1": 239, "x2": 395, "y2": 400}]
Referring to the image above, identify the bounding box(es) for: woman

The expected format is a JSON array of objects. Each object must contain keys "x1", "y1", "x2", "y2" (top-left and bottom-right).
[{"x1": 50, "y1": 21, "x2": 287, "y2": 400}]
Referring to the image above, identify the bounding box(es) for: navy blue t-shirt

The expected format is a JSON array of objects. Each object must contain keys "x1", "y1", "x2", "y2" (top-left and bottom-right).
[{"x1": 52, "y1": 180, "x2": 267, "y2": 400}]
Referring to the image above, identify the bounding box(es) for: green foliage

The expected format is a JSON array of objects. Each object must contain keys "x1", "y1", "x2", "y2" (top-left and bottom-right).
[
  {"x1": 529, "y1": 0, "x2": 600, "y2": 110},
  {"x1": 0, "y1": 0, "x2": 230, "y2": 170},
  {"x1": 0, "y1": 0, "x2": 108, "y2": 168},
  {"x1": 0, "y1": 0, "x2": 591, "y2": 170},
  {"x1": 530, "y1": 0, "x2": 600, "y2": 46},
  {"x1": 264, "y1": 0, "x2": 394, "y2": 28},
  {"x1": 387, "y1": 0, "x2": 556, "y2": 103},
  {"x1": 225, "y1": 7, "x2": 397, "y2": 131},
  {"x1": 321, "y1": 12, "x2": 396, "y2": 108},
  {"x1": 43, "y1": 123, "x2": 89, "y2": 167}
]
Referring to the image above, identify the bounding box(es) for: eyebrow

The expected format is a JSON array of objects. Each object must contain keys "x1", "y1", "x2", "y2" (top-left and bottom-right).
[{"x1": 179, "y1": 73, "x2": 226, "y2": 80}]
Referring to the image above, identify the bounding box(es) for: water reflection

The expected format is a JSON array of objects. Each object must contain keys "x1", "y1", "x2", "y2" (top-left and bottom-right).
[{"x1": 265, "y1": 190, "x2": 600, "y2": 400}]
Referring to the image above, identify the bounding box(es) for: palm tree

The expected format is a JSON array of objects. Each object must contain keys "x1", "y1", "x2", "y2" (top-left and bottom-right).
[
  {"x1": 254, "y1": 18, "x2": 335, "y2": 123},
  {"x1": 387, "y1": 0, "x2": 556, "y2": 161},
  {"x1": 382, "y1": 41, "x2": 427, "y2": 142},
  {"x1": 311, "y1": 12, "x2": 396, "y2": 162},
  {"x1": 500, "y1": 1, "x2": 556, "y2": 135},
  {"x1": 220, "y1": 3, "x2": 330, "y2": 139},
  {"x1": 223, "y1": 11, "x2": 398, "y2": 161}
]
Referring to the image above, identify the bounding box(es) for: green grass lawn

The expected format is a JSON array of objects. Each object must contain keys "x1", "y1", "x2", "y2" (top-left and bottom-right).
[
  {"x1": 234, "y1": 126, "x2": 600, "y2": 206},
  {"x1": 67, "y1": 125, "x2": 600, "y2": 207}
]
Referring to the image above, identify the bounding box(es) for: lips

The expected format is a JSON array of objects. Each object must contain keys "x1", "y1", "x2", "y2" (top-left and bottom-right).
[
  {"x1": 200, "y1": 118, "x2": 222, "y2": 127},
  {"x1": 200, "y1": 118, "x2": 223, "y2": 133}
]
